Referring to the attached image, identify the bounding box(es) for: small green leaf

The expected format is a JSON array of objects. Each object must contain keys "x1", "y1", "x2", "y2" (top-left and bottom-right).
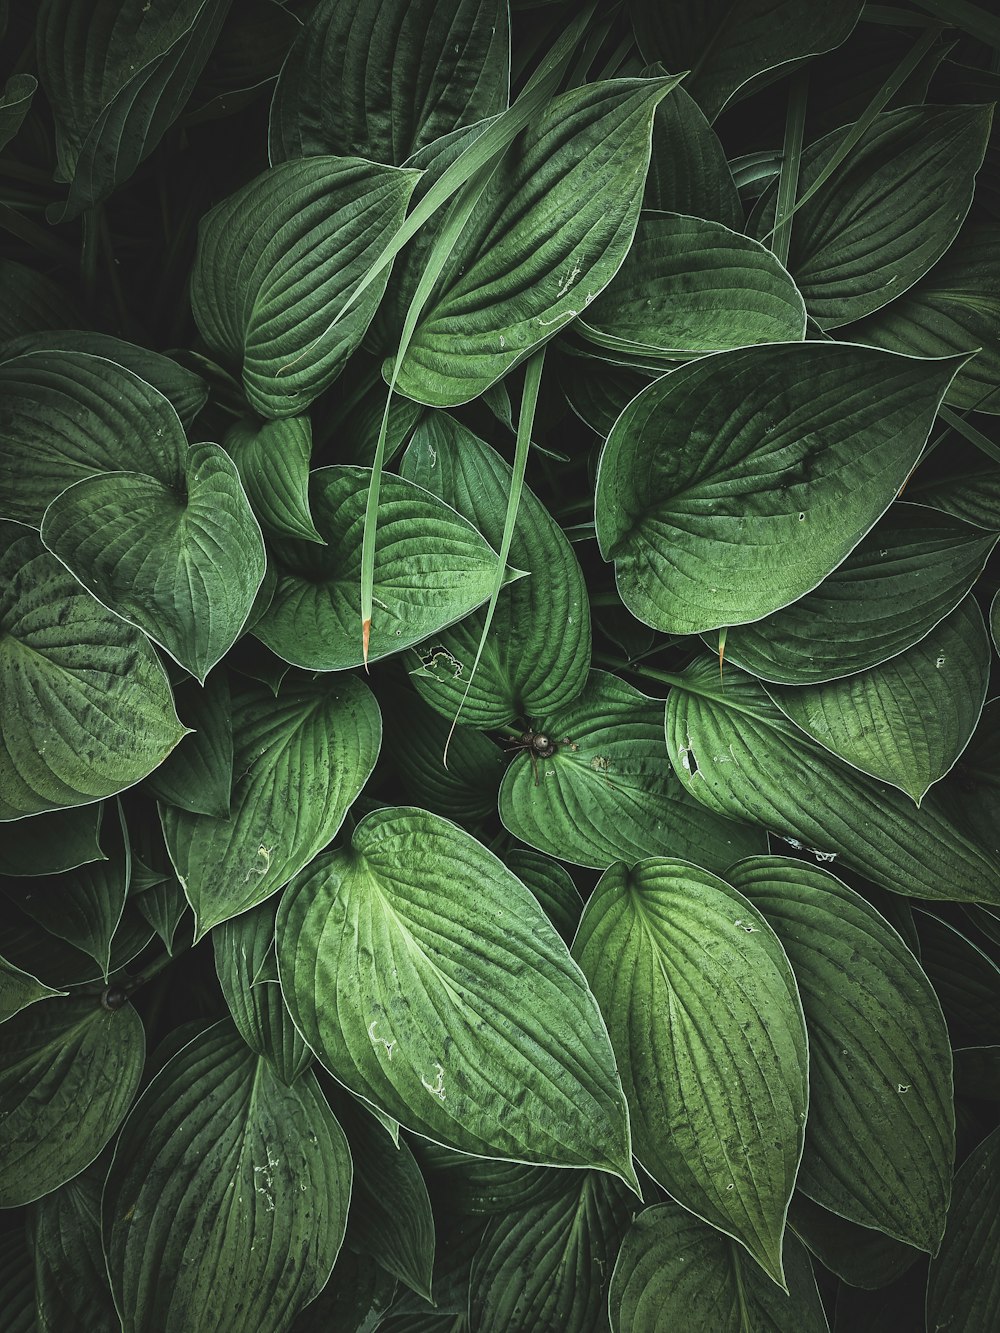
[
  {"x1": 506, "y1": 849, "x2": 583, "y2": 946},
  {"x1": 0, "y1": 72, "x2": 36, "y2": 151},
  {"x1": 596, "y1": 343, "x2": 962, "y2": 635},
  {"x1": 644, "y1": 81, "x2": 742, "y2": 227},
  {"x1": 33, "y1": 1163, "x2": 121, "y2": 1333},
  {"x1": 276, "y1": 806, "x2": 637, "y2": 1185},
  {"x1": 145, "y1": 672, "x2": 234, "y2": 818},
  {"x1": 224, "y1": 414, "x2": 323, "y2": 543},
  {"x1": 162, "y1": 674, "x2": 381, "y2": 938},
  {"x1": 0, "y1": 805, "x2": 105, "y2": 877},
  {"x1": 573, "y1": 859, "x2": 808, "y2": 1285},
  {"x1": 0, "y1": 995, "x2": 145, "y2": 1206},
  {"x1": 103, "y1": 1020, "x2": 351, "y2": 1333},
  {"x1": 0, "y1": 955, "x2": 63, "y2": 1024},
  {"x1": 926, "y1": 1124, "x2": 1000, "y2": 1332}
]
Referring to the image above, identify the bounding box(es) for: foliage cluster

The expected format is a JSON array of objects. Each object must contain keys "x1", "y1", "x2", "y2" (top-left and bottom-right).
[{"x1": 1, "y1": 0, "x2": 999, "y2": 1330}]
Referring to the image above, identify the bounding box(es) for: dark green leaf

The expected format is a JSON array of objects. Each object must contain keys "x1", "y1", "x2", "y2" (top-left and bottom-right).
[
  {"x1": 417, "y1": 1140, "x2": 567, "y2": 1216},
  {"x1": 33, "y1": 1162, "x2": 120, "y2": 1333},
  {"x1": 644, "y1": 81, "x2": 742, "y2": 227},
  {"x1": 0, "y1": 955, "x2": 63, "y2": 1024},
  {"x1": 0, "y1": 262, "x2": 84, "y2": 346},
  {"x1": 288, "y1": 1248, "x2": 396, "y2": 1333},
  {"x1": 0, "y1": 72, "x2": 36, "y2": 150},
  {"x1": 0, "y1": 806, "x2": 105, "y2": 876},
  {"x1": 145, "y1": 672, "x2": 234, "y2": 818},
  {"x1": 0, "y1": 1227, "x2": 37, "y2": 1333},
  {"x1": 926, "y1": 1124, "x2": 1000, "y2": 1333},
  {"x1": 914, "y1": 910, "x2": 1000, "y2": 1047},
  {"x1": 788, "y1": 1195, "x2": 921, "y2": 1291},
  {"x1": 224, "y1": 414, "x2": 322, "y2": 543},
  {"x1": 506, "y1": 848, "x2": 583, "y2": 945}
]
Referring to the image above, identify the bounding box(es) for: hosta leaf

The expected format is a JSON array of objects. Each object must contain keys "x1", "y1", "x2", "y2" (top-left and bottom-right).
[
  {"x1": 162, "y1": 674, "x2": 381, "y2": 938},
  {"x1": 133, "y1": 876, "x2": 189, "y2": 956},
  {"x1": 729, "y1": 857, "x2": 954, "y2": 1253},
  {"x1": 0, "y1": 524, "x2": 185, "y2": 819},
  {"x1": 417, "y1": 1140, "x2": 566, "y2": 1216},
  {"x1": 41, "y1": 440, "x2": 266, "y2": 682},
  {"x1": 506, "y1": 848, "x2": 583, "y2": 945},
  {"x1": 0, "y1": 261, "x2": 84, "y2": 345},
  {"x1": 941, "y1": 697, "x2": 999, "y2": 862},
  {"x1": 0, "y1": 72, "x2": 36, "y2": 151},
  {"x1": 469, "y1": 1172, "x2": 634, "y2": 1333},
  {"x1": 0, "y1": 1228, "x2": 37, "y2": 1333},
  {"x1": 644, "y1": 82, "x2": 742, "y2": 227},
  {"x1": 103, "y1": 1020, "x2": 351, "y2": 1333},
  {"x1": 609, "y1": 1204, "x2": 829, "y2": 1332},
  {"x1": 0, "y1": 805, "x2": 104, "y2": 876},
  {"x1": 914, "y1": 911, "x2": 1000, "y2": 1048},
  {"x1": 269, "y1": 0, "x2": 509, "y2": 165},
  {"x1": 788, "y1": 1195, "x2": 921, "y2": 1291},
  {"x1": 37, "y1": 0, "x2": 231, "y2": 222},
  {"x1": 0, "y1": 955, "x2": 63, "y2": 1023},
  {"x1": 214, "y1": 900, "x2": 312, "y2": 1085},
  {"x1": 848, "y1": 222, "x2": 1000, "y2": 413},
  {"x1": 665, "y1": 655, "x2": 1000, "y2": 903},
  {"x1": 749, "y1": 105, "x2": 993, "y2": 328},
  {"x1": 912, "y1": 460, "x2": 1000, "y2": 532},
  {"x1": 390, "y1": 77, "x2": 681, "y2": 406},
  {"x1": 191, "y1": 156, "x2": 419, "y2": 417},
  {"x1": 33, "y1": 1163, "x2": 120, "y2": 1333},
  {"x1": 953, "y1": 1046, "x2": 1000, "y2": 1101},
  {"x1": 579, "y1": 212, "x2": 806, "y2": 360},
  {"x1": 275, "y1": 806, "x2": 636, "y2": 1184},
  {"x1": 288, "y1": 1248, "x2": 396, "y2": 1333},
  {"x1": 595, "y1": 343, "x2": 961, "y2": 634},
  {"x1": 0, "y1": 995, "x2": 144, "y2": 1206},
  {"x1": 255, "y1": 466, "x2": 507, "y2": 671},
  {"x1": 145, "y1": 671, "x2": 234, "y2": 818},
  {"x1": 401, "y1": 416, "x2": 590, "y2": 726},
  {"x1": 719, "y1": 503, "x2": 998, "y2": 683},
  {"x1": 0, "y1": 898, "x2": 154, "y2": 991},
  {"x1": 926, "y1": 1124, "x2": 1000, "y2": 1333},
  {"x1": 573, "y1": 859, "x2": 808, "y2": 1285},
  {"x1": 224, "y1": 414, "x2": 322, "y2": 543},
  {"x1": 499, "y1": 669, "x2": 767, "y2": 873},
  {"x1": 767, "y1": 595, "x2": 991, "y2": 803}
]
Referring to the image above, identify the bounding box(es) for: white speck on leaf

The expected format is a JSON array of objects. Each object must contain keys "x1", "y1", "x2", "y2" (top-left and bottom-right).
[{"x1": 421, "y1": 1062, "x2": 446, "y2": 1100}]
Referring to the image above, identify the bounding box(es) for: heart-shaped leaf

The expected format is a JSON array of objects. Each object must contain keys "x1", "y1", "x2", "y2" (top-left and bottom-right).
[
  {"x1": 255, "y1": 466, "x2": 509, "y2": 671},
  {"x1": 162, "y1": 674, "x2": 381, "y2": 938},
  {"x1": 499, "y1": 669, "x2": 766, "y2": 873},
  {"x1": 103, "y1": 1020, "x2": 351, "y2": 1333},
  {"x1": 0, "y1": 524, "x2": 186, "y2": 819},
  {"x1": 573, "y1": 859, "x2": 808, "y2": 1285},
  {"x1": 729, "y1": 857, "x2": 954, "y2": 1253},
  {"x1": 276, "y1": 806, "x2": 637, "y2": 1186},
  {"x1": 596, "y1": 343, "x2": 962, "y2": 634},
  {"x1": 191, "y1": 156, "x2": 420, "y2": 416},
  {"x1": 224, "y1": 414, "x2": 323, "y2": 543}
]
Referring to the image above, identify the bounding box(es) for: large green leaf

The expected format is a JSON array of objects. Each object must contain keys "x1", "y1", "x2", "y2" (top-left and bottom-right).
[
  {"x1": 573, "y1": 859, "x2": 808, "y2": 1285},
  {"x1": 269, "y1": 0, "x2": 509, "y2": 165},
  {"x1": 103, "y1": 1020, "x2": 351, "y2": 1333},
  {"x1": 41, "y1": 440, "x2": 266, "y2": 682},
  {"x1": 767, "y1": 595, "x2": 991, "y2": 803},
  {"x1": 926, "y1": 1124, "x2": 1000, "y2": 1333},
  {"x1": 0, "y1": 995, "x2": 144, "y2": 1206},
  {"x1": 608, "y1": 1204, "x2": 829, "y2": 1332},
  {"x1": 162, "y1": 674, "x2": 380, "y2": 937},
  {"x1": 719, "y1": 503, "x2": 998, "y2": 683},
  {"x1": 644, "y1": 82, "x2": 742, "y2": 227},
  {"x1": 498, "y1": 670, "x2": 766, "y2": 873},
  {"x1": 579, "y1": 212, "x2": 805, "y2": 361},
  {"x1": 665, "y1": 655, "x2": 1000, "y2": 903},
  {"x1": 629, "y1": 0, "x2": 862, "y2": 121},
  {"x1": 389, "y1": 77, "x2": 681, "y2": 406},
  {"x1": 848, "y1": 222, "x2": 1000, "y2": 413},
  {"x1": 255, "y1": 466, "x2": 508, "y2": 671},
  {"x1": 401, "y1": 416, "x2": 590, "y2": 726},
  {"x1": 0, "y1": 524, "x2": 186, "y2": 819},
  {"x1": 469, "y1": 1172, "x2": 634, "y2": 1333},
  {"x1": 37, "y1": 0, "x2": 231, "y2": 222},
  {"x1": 191, "y1": 156, "x2": 419, "y2": 417},
  {"x1": 749, "y1": 105, "x2": 993, "y2": 328},
  {"x1": 275, "y1": 806, "x2": 637, "y2": 1184},
  {"x1": 224, "y1": 414, "x2": 323, "y2": 543},
  {"x1": 33, "y1": 1163, "x2": 121, "y2": 1333},
  {"x1": 595, "y1": 343, "x2": 961, "y2": 634},
  {"x1": 729, "y1": 858, "x2": 954, "y2": 1253}
]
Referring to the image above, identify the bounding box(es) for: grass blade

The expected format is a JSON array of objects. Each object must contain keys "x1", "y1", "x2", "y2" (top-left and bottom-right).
[{"x1": 771, "y1": 69, "x2": 809, "y2": 269}]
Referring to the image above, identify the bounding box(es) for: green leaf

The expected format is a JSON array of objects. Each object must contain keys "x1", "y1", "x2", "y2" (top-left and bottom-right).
[
  {"x1": 255, "y1": 466, "x2": 509, "y2": 671},
  {"x1": 145, "y1": 671, "x2": 234, "y2": 818},
  {"x1": 729, "y1": 857, "x2": 954, "y2": 1253},
  {"x1": 0, "y1": 523, "x2": 186, "y2": 819},
  {"x1": 213, "y1": 899, "x2": 312, "y2": 1085},
  {"x1": 579, "y1": 212, "x2": 806, "y2": 361},
  {"x1": 767, "y1": 595, "x2": 991, "y2": 803},
  {"x1": 499, "y1": 669, "x2": 767, "y2": 873},
  {"x1": 0, "y1": 72, "x2": 36, "y2": 151},
  {"x1": 0, "y1": 955, "x2": 63, "y2": 1023},
  {"x1": 103, "y1": 1020, "x2": 351, "y2": 1333},
  {"x1": 0, "y1": 805, "x2": 105, "y2": 876},
  {"x1": 0, "y1": 1228, "x2": 38, "y2": 1333},
  {"x1": 402, "y1": 415, "x2": 590, "y2": 726},
  {"x1": 954, "y1": 1045, "x2": 1000, "y2": 1101},
  {"x1": 914, "y1": 910, "x2": 1000, "y2": 1047},
  {"x1": 506, "y1": 848, "x2": 583, "y2": 946},
  {"x1": 275, "y1": 806, "x2": 637, "y2": 1185},
  {"x1": 748, "y1": 105, "x2": 993, "y2": 328},
  {"x1": 161, "y1": 674, "x2": 381, "y2": 938},
  {"x1": 848, "y1": 222, "x2": 1000, "y2": 413},
  {"x1": 288, "y1": 1248, "x2": 396, "y2": 1333},
  {"x1": 37, "y1": 0, "x2": 232, "y2": 222},
  {"x1": 720, "y1": 502, "x2": 998, "y2": 683},
  {"x1": 665, "y1": 655, "x2": 1000, "y2": 903},
  {"x1": 224, "y1": 414, "x2": 323, "y2": 543},
  {"x1": 608, "y1": 1203, "x2": 829, "y2": 1332},
  {"x1": 788, "y1": 1194, "x2": 921, "y2": 1292},
  {"x1": 33, "y1": 1162, "x2": 121, "y2": 1332},
  {"x1": 389, "y1": 77, "x2": 681, "y2": 406},
  {"x1": 41, "y1": 440, "x2": 266, "y2": 683},
  {"x1": 417, "y1": 1140, "x2": 566, "y2": 1216},
  {"x1": 190, "y1": 156, "x2": 420, "y2": 417},
  {"x1": 0, "y1": 261, "x2": 84, "y2": 346},
  {"x1": 0, "y1": 995, "x2": 144, "y2": 1206},
  {"x1": 940, "y1": 696, "x2": 999, "y2": 861},
  {"x1": 644, "y1": 81, "x2": 742, "y2": 227},
  {"x1": 573, "y1": 859, "x2": 808, "y2": 1285},
  {"x1": 595, "y1": 343, "x2": 961, "y2": 635},
  {"x1": 133, "y1": 876, "x2": 189, "y2": 956},
  {"x1": 269, "y1": 0, "x2": 510, "y2": 165},
  {"x1": 469, "y1": 1172, "x2": 634, "y2": 1333},
  {"x1": 926, "y1": 1124, "x2": 1000, "y2": 1333}
]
